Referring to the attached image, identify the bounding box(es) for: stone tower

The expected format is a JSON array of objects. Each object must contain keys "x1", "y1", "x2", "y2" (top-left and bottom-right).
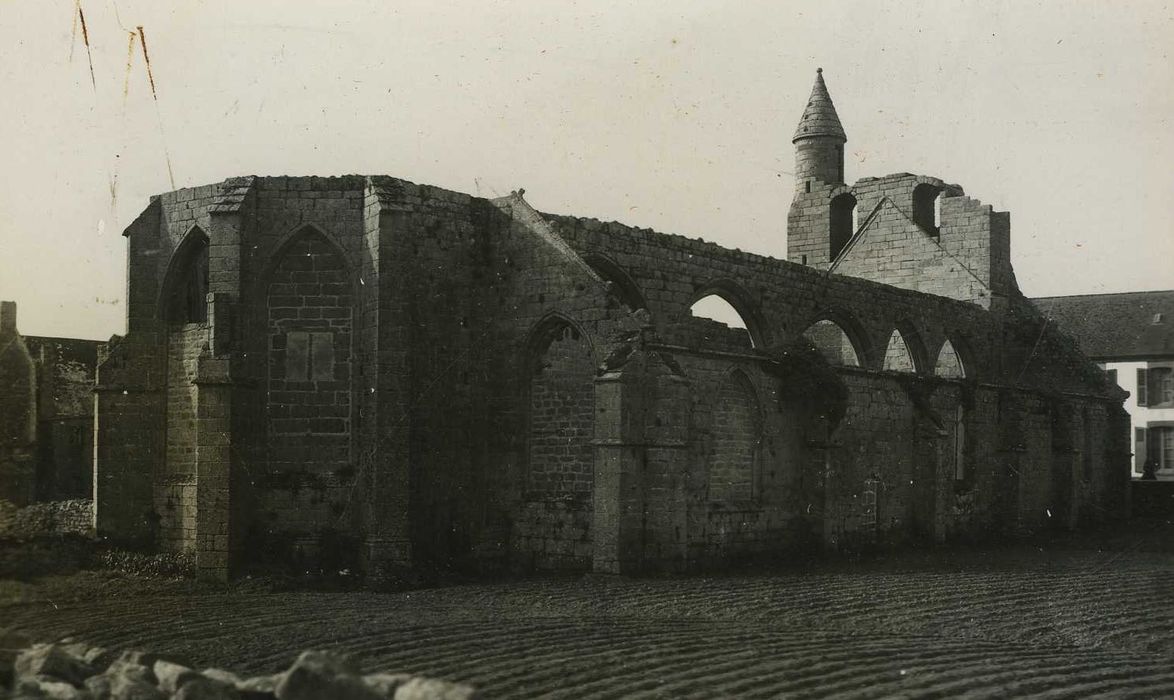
[{"x1": 787, "y1": 68, "x2": 851, "y2": 269}]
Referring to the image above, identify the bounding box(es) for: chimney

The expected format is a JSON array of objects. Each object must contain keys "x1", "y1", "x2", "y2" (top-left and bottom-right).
[{"x1": 0, "y1": 300, "x2": 15, "y2": 336}]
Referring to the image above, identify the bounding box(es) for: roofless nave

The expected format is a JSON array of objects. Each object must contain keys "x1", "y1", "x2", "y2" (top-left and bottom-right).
[{"x1": 53, "y1": 70, "x2": 1127, "y2": 579}]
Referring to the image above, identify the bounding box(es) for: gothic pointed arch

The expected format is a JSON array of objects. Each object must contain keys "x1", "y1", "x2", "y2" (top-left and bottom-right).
[
  {"x1": 522, "y1": 312, "x2": 596, "y2": 497},
  {"x1": 159, "y1": 226, "x2": 210, "y2": 324},
  {"x1": 934, "y1": 338, "x2": 967, "y2": 379},
  {"x1": 580, "y1": 253, "x2": 647, "y2": 313},
  {"x1": 687, "y1": 280, "x2": 767, "y2": 350},
  {"x1": 882, "y1": 322, "x2": 928, "y2": 374},
  {"x1": 261, "y1": 224, "x2": 355, "y2": 287},
  {"x1": 798, "y1": 309, "x2": 868, "y2": 367},
  {"x1": 263, "y1": 223, "x2": 356, "y2": 467}
]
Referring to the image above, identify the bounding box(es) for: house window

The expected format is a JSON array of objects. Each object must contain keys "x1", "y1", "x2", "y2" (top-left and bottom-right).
[
  {"x1": 285, "y1": 331, "x2": 335, "y2": 381},
  {"x1": 1137, "y1": 368, "x2": 1148, "y2": 406},
  {"x1": 1148, "y1": 426, "x2": 1174, "y2": 470},
  {"x1": 1149, "y1": 368, "x2": 1174, "y2": 407}
]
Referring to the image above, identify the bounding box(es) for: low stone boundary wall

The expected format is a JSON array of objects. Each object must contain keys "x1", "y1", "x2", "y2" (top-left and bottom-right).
[
  {"x1": 0, "y1": 499, "x2": 93, "y2": 539},
  {"x1": 3, "y1": 641, "x2": 478, "y2": 699}
]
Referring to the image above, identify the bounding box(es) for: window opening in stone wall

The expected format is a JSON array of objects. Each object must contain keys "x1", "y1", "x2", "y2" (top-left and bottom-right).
[
  {"x1": 166, "y1": 235, "x2": 209, "y2": 324},
  {"x1": 689, "y1": 295, "x2": 753, "y2": 349},
  {"x1": 829, "y1": 193, "x2": 856, "y2": 261},
  {"x1": 882, "y1": 329, "x2": 917, "y2": 373},
  {"x1": 801, "y1": 319, "x2": 861, "y2": 367},
  {"x1": 912, "y1": 184, "x2": 942, "y2": 238},
  {"x1": 708, "y1": 371, "x2": 760, "y2": 503},
  {"x1": 934, "y1": 339, "x2": 966, "y2": 379},
  {"x1": 1137, "y1": 368, "x2": 1148, "y2": 406}
]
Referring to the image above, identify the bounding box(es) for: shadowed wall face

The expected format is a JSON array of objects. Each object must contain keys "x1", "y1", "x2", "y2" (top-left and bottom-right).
[
  {"x1": 708, "y1": 372, "x2": 759, "y2": 503},
  {"x1": 528, "y1": 323, "x2": 595, "y2": 497},
  {"x1": 263, "y1": 231, "x2": 355, "y2": 549}
]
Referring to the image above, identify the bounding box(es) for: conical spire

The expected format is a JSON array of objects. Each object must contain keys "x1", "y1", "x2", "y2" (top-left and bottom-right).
[{"x1": 792, "y1": 68, "x2": 846, "y2": 143}]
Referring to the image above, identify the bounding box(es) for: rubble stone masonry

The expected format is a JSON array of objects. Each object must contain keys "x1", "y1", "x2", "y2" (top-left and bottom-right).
[{"x1": 90, "y1": 74, "x2": 1127, "y2": 577}]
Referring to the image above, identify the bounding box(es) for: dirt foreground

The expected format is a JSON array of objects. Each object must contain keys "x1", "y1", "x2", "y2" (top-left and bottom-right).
[{"x1": 4, "y1": 532, "x2": 1174, "y2": 698}]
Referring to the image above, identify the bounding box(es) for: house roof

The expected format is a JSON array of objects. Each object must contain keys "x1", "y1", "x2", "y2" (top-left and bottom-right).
[
  {"x1": 792, "y1": 68, "x2": 847, "y2": 143},
  {"x1": 1031, "y1": 290, "x2": 1174, "y2": 361}
]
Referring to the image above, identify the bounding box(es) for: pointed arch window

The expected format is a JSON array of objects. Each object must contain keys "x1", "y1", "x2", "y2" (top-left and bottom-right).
[
  {"x1": 883, "y1": 329, "x2": 917, "y2": 373},
  {"x1": 164, "y1": 231, "x2": 210, "y2": 324},
  {"x1": 934, "y1": 339, "x2": 966, "y2": 379},
  {"x1": 801, "y1": 319, "x2": 862, "y2": 367},
  {"x1": 689, "y1": 294, "x2": 754, "y2": 349}
]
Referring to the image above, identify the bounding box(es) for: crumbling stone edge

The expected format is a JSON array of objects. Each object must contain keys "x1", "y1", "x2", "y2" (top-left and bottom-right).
[{"x1": 2, "y1": 638, "x2": 479, "y2": 699}]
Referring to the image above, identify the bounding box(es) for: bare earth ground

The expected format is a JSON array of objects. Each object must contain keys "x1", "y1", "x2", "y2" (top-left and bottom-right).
[{"x1": 3, "y1": 526, "x2": 1174, "y2": 699}]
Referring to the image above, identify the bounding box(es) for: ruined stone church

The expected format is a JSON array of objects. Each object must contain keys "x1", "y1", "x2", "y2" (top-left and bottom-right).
[{"x1": 94, "y1": 70, "x2": 1129, "y2": 579}]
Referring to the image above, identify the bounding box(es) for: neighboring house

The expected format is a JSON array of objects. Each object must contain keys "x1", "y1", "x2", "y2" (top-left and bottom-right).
[
  {"x1": 0, "y1": 301, "x2": 104, "y2": 506},
  {"x1": 1032, "y1": 291, "x2": 1174, "y2": 478}
]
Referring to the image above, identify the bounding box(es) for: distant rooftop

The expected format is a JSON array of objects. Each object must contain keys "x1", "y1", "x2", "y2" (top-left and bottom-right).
[{"x1": 1032, "y1": 290, "x2": 1174, "y2": 361}]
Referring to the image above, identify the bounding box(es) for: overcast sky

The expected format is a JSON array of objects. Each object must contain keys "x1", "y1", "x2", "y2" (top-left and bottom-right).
[{"x1": 1, "y1": 0, "x2": 1171, "y2": 339}]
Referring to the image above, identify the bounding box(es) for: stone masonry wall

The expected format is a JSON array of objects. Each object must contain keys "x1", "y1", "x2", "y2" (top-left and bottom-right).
[
  {"x1": 832, "y1": 198, "x2": 993, "y2": 307},
  {"x1": 527, "y1": 324, "x2": 595, "y2": 497},
  {"x1": 514, "y1": 322, "x2": 596, "y2": 570},
  {"x1": 157, "y1": 324, "x2": 204, "y2": 552},
  {"x1": 707, "y1": 371, "x2": 760, "y2": 504},
  {"x1": 0, "y1": 322, "x2": 36, "y2": 507},
  {"x1": 101, "y1": 174, "x2": 1128, "y2": 578},
  {"x1": 259, "y1": 228, "x2": 355, "y2": 563}
]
